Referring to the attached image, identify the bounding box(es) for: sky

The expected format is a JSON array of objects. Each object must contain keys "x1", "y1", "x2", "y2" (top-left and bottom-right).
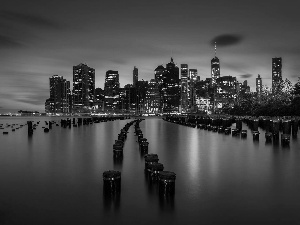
[{"x1": 1, "y1": 0, "x2": 300, "y2": 113}]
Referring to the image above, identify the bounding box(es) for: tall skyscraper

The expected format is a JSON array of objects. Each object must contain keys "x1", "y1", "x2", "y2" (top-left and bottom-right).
[
  {"x1": 256, "y1": 74, "x2": 262, "y2": 95},
  {"x1": 145, "y1": 79, "x2": 160, "y2": 114},
  {"x1": 154, "y1": 65, "x2": 166, "y2": 84},
  {"x1": 211, "y1": 42, "x2": 220, "y2": 85},
  {"x1": 133, "y1": 66, "x2": 138, "y2": 87},
  {"x1": 164, "y1": 58, "x2": 180, "y2": 113},
  {"x1": 72, "y1": 63, "x2": 95, "y2": 112},
  {"x1": 180, "y1": 64, "x2": 188, "y2": 112},
  {"x1": 104, "y1": 70, "x2": 120, "y2": 112},
  {"x1": 188, "y1": 69, "x2": 198, "y2": 112},
  {"x1": 45, "y1": 75, "x2": 70, "y2": 113},
  {"x1": 272, "y1": 57, "x2": 282, "y2": 91}
]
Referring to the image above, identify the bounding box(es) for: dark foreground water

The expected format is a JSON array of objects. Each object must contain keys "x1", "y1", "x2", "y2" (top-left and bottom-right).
[{"x1": 0, "y1": 116, "x2": 300, "y2": 225}]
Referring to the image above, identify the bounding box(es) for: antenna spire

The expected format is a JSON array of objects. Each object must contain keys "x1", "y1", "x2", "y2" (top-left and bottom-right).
[{"x1": 215, "y1": 42, "x2": 217, "y2": 57}]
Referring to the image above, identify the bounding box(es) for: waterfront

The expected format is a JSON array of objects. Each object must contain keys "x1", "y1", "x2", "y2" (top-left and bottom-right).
[{"x1": 0, "y1": 116, "x2": 300, "y2": 225}]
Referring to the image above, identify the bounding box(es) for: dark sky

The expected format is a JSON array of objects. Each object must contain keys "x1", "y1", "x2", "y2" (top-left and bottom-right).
[{"x1": 1, "y1": 0, "x2": 300, "y2": 113}]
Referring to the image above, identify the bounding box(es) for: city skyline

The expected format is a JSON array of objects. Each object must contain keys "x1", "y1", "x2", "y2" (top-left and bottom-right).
[{"x1": 1, "y1": 0, "x2": 300, "y2": 113}]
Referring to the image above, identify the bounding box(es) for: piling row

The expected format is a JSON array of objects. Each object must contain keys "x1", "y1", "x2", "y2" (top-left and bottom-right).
[
  {"x1": 113, "y1": 120, "x2": 137, "y2": 158},
  {"x1": 134, "y1": 119, "x2": 176, "y2": 197},
  {"x1": 164, "y1": 115, "x2": 299, "y2": 146},
  {"x1": 1, "y1": 122, "x2": 28, "y2": 135},
  {"x1": 134, "y1": 119, "x2": 149, "y2": 154},
  {"x1": 243, "y1": 117, "x2": 299, "y2": 146}
]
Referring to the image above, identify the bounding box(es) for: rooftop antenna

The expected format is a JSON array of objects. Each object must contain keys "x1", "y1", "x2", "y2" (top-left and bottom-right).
[{"x1": 214, "y1": 42, "x2": 217, "y2": 57}]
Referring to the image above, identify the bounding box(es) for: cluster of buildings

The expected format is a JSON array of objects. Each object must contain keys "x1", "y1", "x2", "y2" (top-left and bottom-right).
[{"x1": 45, "y1": 46, "x2": 283, "y2": 115}]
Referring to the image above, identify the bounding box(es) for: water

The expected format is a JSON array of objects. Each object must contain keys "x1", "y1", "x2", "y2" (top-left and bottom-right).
[{"x1": 0, "y1": 117, "x2": 300, "y2": 225}]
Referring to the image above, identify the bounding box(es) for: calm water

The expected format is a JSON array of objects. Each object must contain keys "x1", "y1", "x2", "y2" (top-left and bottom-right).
[{"x1": 0, "y1": 116, "x2": 300, "y2": 225}]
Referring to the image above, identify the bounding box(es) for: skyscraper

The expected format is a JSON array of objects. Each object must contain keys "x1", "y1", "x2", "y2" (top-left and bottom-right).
[
  {"x1": 164, "y1": 58, "x2": 180, "y2": 113},
  {"x1": 256, "y1": 74, "x2": 262, "y2": 96},
  {"x1": 211, "y1": 42, "x2": 220, "y2": 85},
  {"x1": 133, "y1": 66, "x2": 138, "y2": 87},
  {"x1": 104, "y1": 70, "x2": 120, "y2": 112},
  {"x1": 272, "y1": 57, "x2": 282, "y2": 91},
  {"x1": 72, "y1": 63, "x2": 95, "y2": 112},
  {"x1": 188, "y1": 69, "x2": 198, "y2": 112},
  {"x1": 45, "y1": 75, "x2": 70, "y2": 113},
  {"x1": 180, "y1": 64, "x2": 188, "y2": 112},
  {"x1": 146, "y1": 79, "x2": 160, "y2": 114}
]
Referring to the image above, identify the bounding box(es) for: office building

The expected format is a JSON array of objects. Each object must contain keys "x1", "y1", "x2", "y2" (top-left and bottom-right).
[
  {"x1": 272, "y1": 57, "x2": 282, "y2": 91},
  {"x1": 45, "y1": 75, "x2": 70, "y2": 113},
  {"x1": 180, "y1": 64, "x2": 188, "y2": 112},
  {"x1": 133, "y1": 66, "x2": 138, "y2": 87},
  {"x1": 72, "y1": 63, "x2": 95, "y2": 112},
  {"x1": 104, "y1": 70, "x2": 120, "y2": 112},
  {"x1": 211, "y1": 42, "x2": 220, "y2": 85},
  {"x1": 188, "y1": 69, "x2": 198, "y2": 112},
  {"x1": 256, "y1": 74, "x2": 262, "y2": 101}
]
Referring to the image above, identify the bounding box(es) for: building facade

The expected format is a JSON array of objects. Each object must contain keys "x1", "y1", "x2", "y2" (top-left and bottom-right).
[
  {"x1": 180, "y1": 64, "x2": 188, "y2": 113},
  {"x1": 211, "y1": 43, "x2": 220, "y2": 86},
  {"x1": 272, "y1": 57, "x2": 282, "y2": 91},
  {"x1": 133, "y1": 66, "x2": 138, "y2": 88},
  {"x1": 72, "y1": 63, "x2": 95, "y2": 112},
  {"x1": 104, "y1": 70, "x2": 120, "y2": 112},
  {"x1": 45, "y1": 75, "x2": 70, "y2": 114},
  {"x1": 145, "y1": 79, "x2": 160, "y2": 114}
]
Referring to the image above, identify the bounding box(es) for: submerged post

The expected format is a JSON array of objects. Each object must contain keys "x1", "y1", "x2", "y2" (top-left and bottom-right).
[
  {"x1": 158, "y1": 171, "x2": 176, "y2": 195},
  {"x1": 103, "y1": 170, "x2": 121, "y2": 194},
  {"x1": 144, "y1": 154, "x2": 159, "y2": 170},
  {"x1": 27, "y1": 121, "x2": 33, "y2": 136}
]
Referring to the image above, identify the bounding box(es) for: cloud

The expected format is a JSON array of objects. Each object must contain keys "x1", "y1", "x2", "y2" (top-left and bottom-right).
[
  {"x1": 0, "y1": 35, "x2": 24, "y2": 48},
  {"x1": 16, "y1": 95, "x2": 48, "y2": 106},
  {"x1": 239, "y1": 74, "x2": 253, "y2": 79},
  {"x1": 210, "y1": 34, "x2": 243, "y2": 47},
  {"x1": 0, "y1": 11, "x2": 61, "y2": 30}
]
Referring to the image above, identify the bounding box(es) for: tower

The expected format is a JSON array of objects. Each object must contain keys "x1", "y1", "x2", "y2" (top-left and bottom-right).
[
  {"x1": 133, "y1": 66, "x2": 138, "y2": 87},
  {"x1": 72, "y1": 63, "x2": 95, "y2": 111},
  {"x1": 180, "y1": 64, "x2": 188, "y2": 112},
  {"x1": 188, "y1": 69, "x2": 198, "y2": 111},
  {"x1": 256, "y1": 74, "x2": 262, "y2": 95},
  {"x1": 104, "y1": 70, "x2": 120, "y2": 112},
  {"x1": 46, "y1": 75, "x2": 70, "y2": 113},
  {"x1": 211, "y1": 42, "x2": 220, "y2": 85},
  {"x1": 272, "y1": 57, "x2": 282, "y2": 91}
]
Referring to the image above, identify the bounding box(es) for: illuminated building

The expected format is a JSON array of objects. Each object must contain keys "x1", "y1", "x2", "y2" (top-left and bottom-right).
[
  {"x1": 256, "y1": 74, "x2": 262, "y2": 96},
  {"x1": 164, "y1": 58, "x2": 180, "y2": 113},
  {"x1": 256, "y1": 74, "x2": 262, "y2": 102},
  {"x1": 94, "y1": 88, "x2": 105, "y2": 112},
  {"x1": 45, "y1": 75, "x2": 70, "y2": 113},
  {"x1": 272, "y1": 57, "x2": 282, "y2": 91},
  {"x1": 136, "y1": 80, "x2": 148, "y2": 114},
  {"x1": 211, "y1": 42, "x2": 220, "y2": 85},
  {"x1": 237, "y1": 80, "x2": 250, "y2": 95},
  {"x1": 145, "y1": 79, "x2": 160, "y2": 114},
  {"x1": 180, "y1": 64, "x2": 188, "y2": 113},
  {"x1": 155, "y1": 65, "x2": 166, "y2": 84},
  {"x1": 154, "y1": 65, "x2": 166, "y2": 113},
  {"x1": 133, "y1": 66, "x2": 138, "y2": 87},
  {"x1": 72, "y1": 63, "x2": 95, "y2": 112},
  {"x1": 120, "y1": 84, "x2": 137, "y2": 113},
  {"x1": 215, "y1": 76, "x2": 237, "y2": 111},
  {"x1": 104, "y1": 70, "x2": 120, "y2": 112},
  {"x1": 188, "y1": 69, "x2": 198, "y2": 112}
]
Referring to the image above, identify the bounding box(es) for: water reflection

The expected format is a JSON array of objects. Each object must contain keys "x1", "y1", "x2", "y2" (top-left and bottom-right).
[
  {"x1": 103, "y1": 189, "x2": 121, "y2": 212},
  {"x1": 113, "y1": 155, "x2": 123, "y2": 169},
  {"x1": 1, "y1": 116, "x2": 300, "y2": 224}
]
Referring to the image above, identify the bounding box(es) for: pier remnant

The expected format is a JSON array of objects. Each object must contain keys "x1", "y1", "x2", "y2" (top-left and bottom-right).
[
  {"x1": 158, "y1": 171, "x2": 176, "y2": 195},
  {"x1": 103, "y1": 170, "x2": 121, "y2": 194}
]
